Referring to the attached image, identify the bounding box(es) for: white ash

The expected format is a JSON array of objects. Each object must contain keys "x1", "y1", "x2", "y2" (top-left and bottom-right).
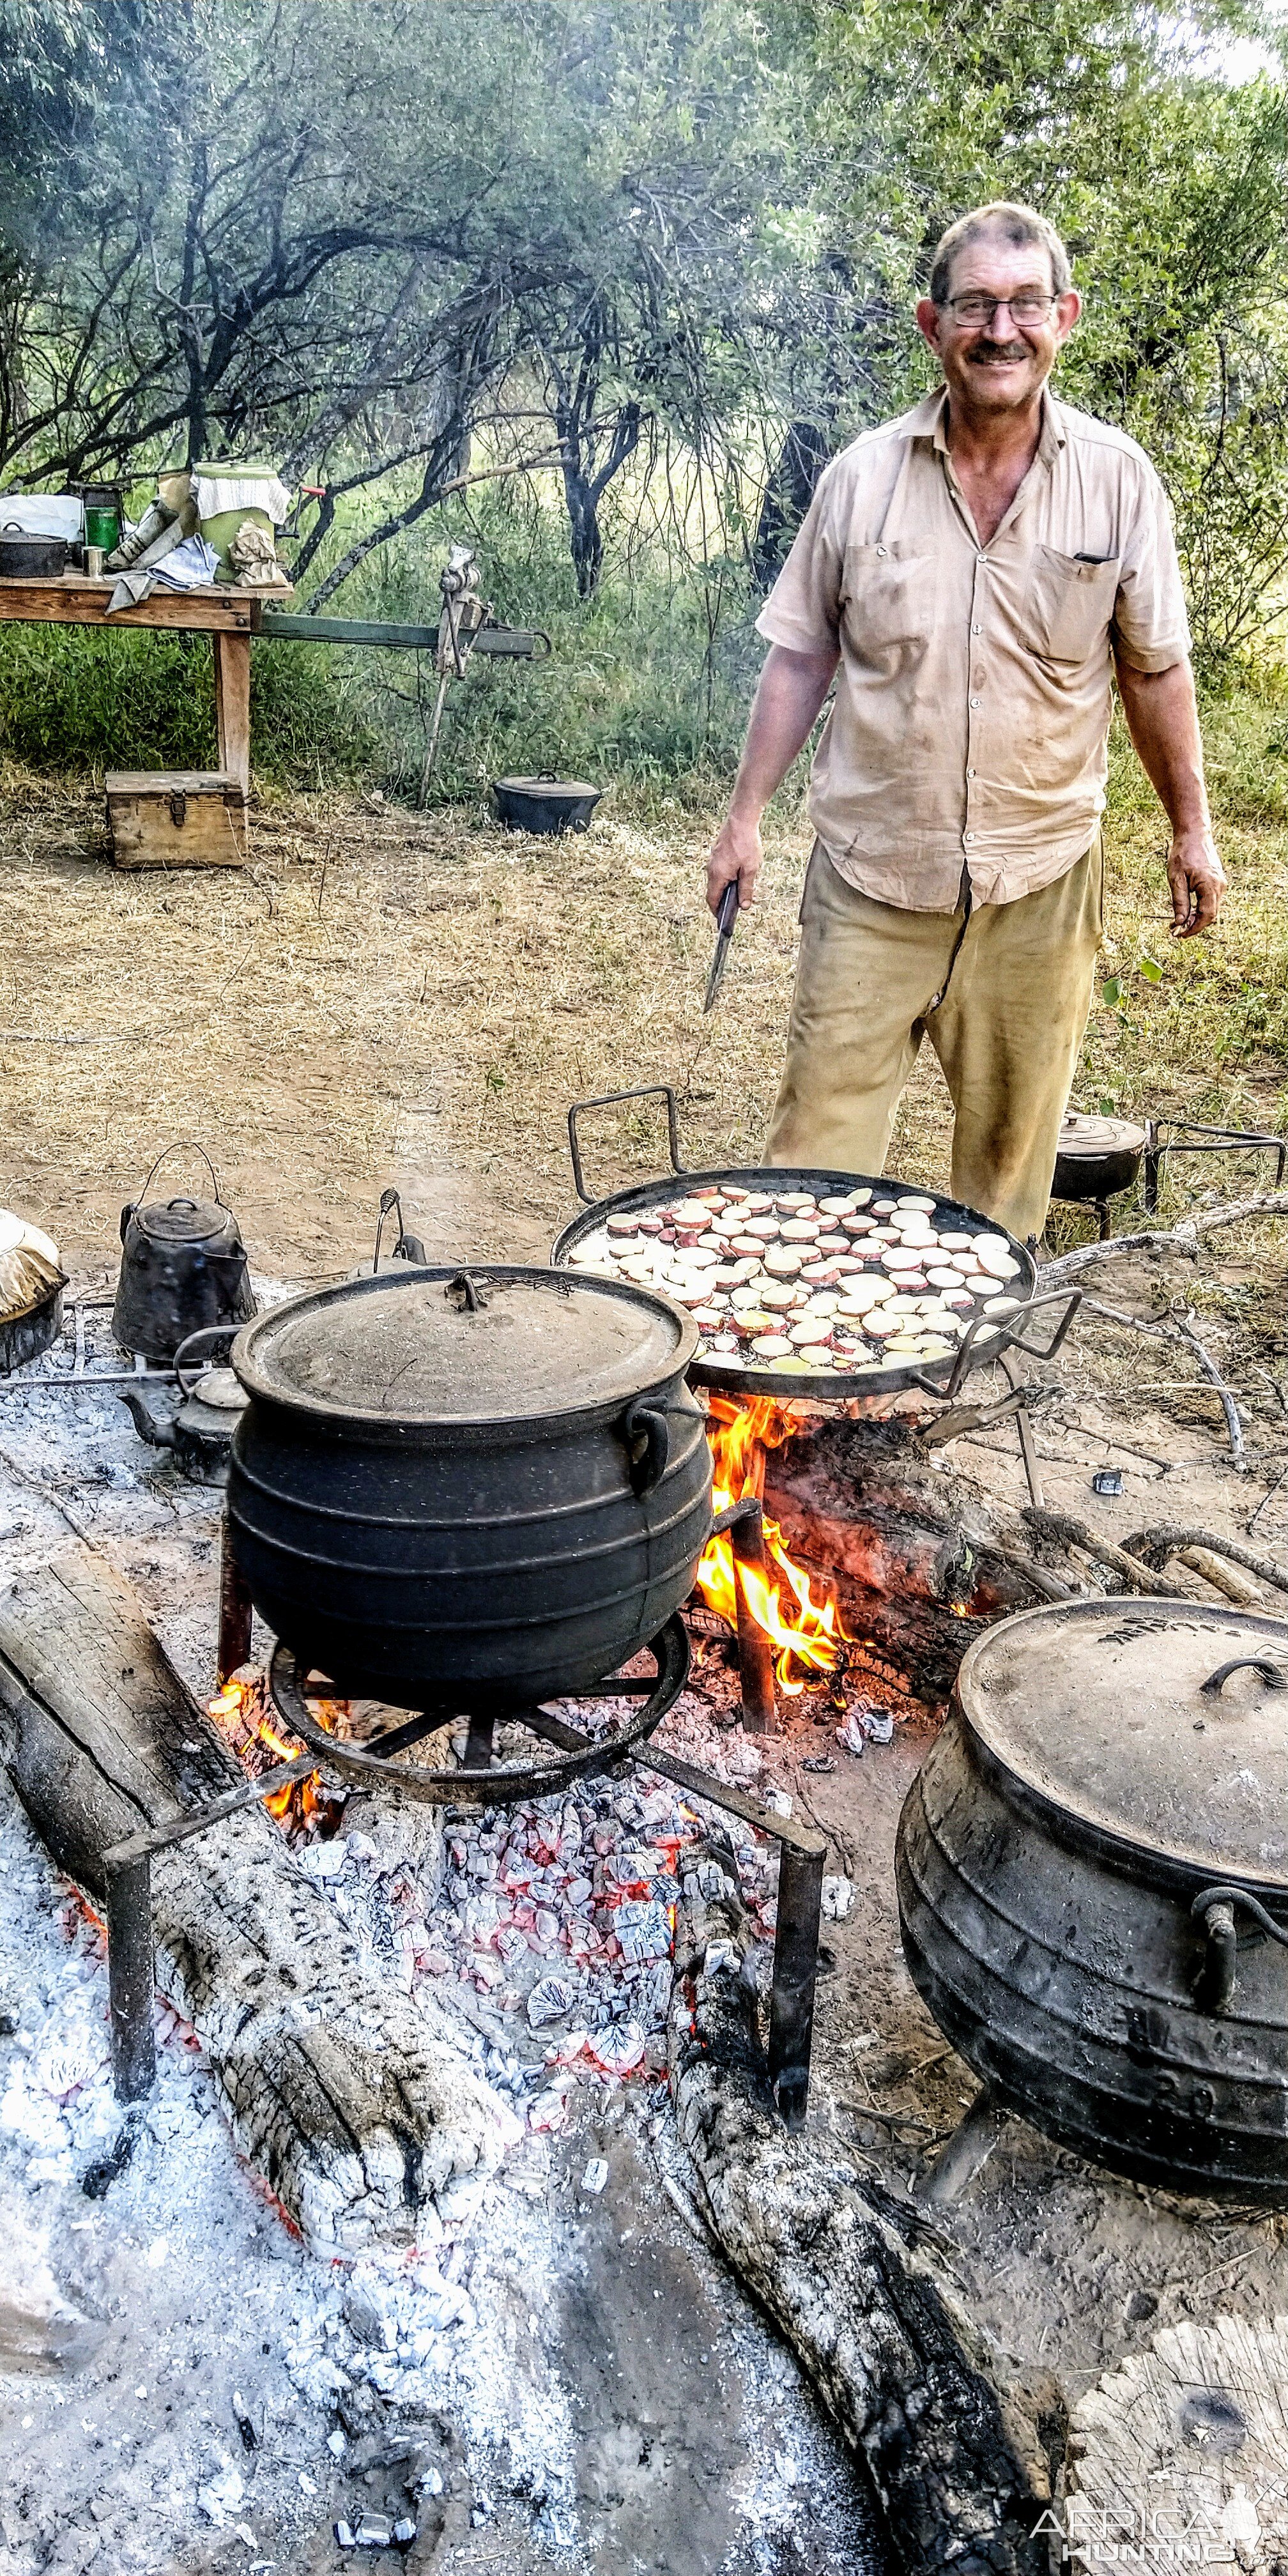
[{"x1": 0, "y1": 1282, "x2": 881, "y2": 2571}]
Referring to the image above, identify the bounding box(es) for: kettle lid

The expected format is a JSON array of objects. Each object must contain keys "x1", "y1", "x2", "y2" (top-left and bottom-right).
[{"x1": 135, "y1": 1193, "x2": 240, "y2": 1247}]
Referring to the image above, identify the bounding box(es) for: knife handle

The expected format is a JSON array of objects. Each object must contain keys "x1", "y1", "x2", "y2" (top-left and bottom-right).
[{"x1": 715, "y1": 879, "x2": 739, "y2": 935}]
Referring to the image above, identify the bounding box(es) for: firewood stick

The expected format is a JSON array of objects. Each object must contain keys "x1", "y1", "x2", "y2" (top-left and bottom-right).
[
  {"x1": 1038, "y1": 1193, "x2": 1288, "y2": 1289},
  {"x1": 1119, "y1": 1522, "x2": 1288, "y2": 1598}
]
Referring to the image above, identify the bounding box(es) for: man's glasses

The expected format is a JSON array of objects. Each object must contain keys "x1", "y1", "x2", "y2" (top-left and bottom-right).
[{"x1": 941, "y1": 290, "x2": 1058, "y2": 326}]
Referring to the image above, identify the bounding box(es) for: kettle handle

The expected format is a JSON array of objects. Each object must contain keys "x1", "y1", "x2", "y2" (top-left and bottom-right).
[{"x1": 132, "y1": 1139, "x2": 222, "y2": 1213}]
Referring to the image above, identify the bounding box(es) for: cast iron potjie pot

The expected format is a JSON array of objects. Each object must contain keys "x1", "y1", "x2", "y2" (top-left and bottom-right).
[
  {"x1": 0, "y1": 526, "x2": 68, "y2": 578},
  {"x1": 492, "y1": 774, "x2": 601, "y2": 833},
  {"x1": 896, "y1": 1599, "x2": 1288, "y2": 2202},
  {"x1": 1050, "y1": 1110, "x2": 1147, "y2": 1208},
  {"x1": 227, "y1": 1263, "x2": 711, "y2": 1710}
]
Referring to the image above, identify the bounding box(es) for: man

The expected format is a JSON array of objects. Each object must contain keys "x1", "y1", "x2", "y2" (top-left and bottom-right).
[{"x1": 706, "y1": 201, "x2": 1224, "y2": 1244}]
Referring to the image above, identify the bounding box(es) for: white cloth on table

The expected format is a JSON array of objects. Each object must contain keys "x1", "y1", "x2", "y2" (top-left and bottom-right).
[{"x1": 193, "y1": 471, "x2": 291, "y2": 526}]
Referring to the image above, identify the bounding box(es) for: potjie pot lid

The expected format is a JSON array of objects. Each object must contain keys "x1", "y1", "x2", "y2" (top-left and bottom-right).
[
  {"x1": 957, "y1": 1598, "x2": 1288, "y2": 1892},
  {"x1": 493, "y1": 775, "x2": 599, "y2": 799},
  {"x1": 1055, "y1": 1111, "x2": 1147, "y2": 1158},
  {"x1": 233, "y1": 1264, "x2": 697, "y2": 1428}
]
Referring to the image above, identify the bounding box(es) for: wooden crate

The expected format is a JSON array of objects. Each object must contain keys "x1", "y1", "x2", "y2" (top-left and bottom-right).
[{"x1": 106, "y1": 770, "x2": 247, "y2": 870}]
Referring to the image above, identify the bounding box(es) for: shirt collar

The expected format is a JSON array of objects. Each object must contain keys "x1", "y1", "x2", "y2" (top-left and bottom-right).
[{"x1": 902, "y1": 383, "x2": 1068, "y2": 464}]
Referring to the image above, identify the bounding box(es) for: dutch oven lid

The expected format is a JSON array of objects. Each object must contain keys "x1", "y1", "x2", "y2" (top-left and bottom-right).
[
  {"x1": 137, "y1": 1194, "x2": 238, "y2": 1246},
  {"x1": 494, "y1": 775, "x2": 599, "y2": 799},
  {"x1": 958, "y1": 1598, "x2": 1288, "y2": 1890},
  {"x1": 1056, "y1": 1111, "x2": 1147, "y2": 1158},
  {"x1": 233, "y1": 1263, "x2": 697, "y2": 1427}
]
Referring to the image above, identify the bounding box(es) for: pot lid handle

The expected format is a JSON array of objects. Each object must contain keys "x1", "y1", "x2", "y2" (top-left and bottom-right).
[
  {"x1": 133, "y1": 1138, "x2": 223, "y2": 1211},
  {"x1": 445, "y1": 1270, "x2": 489, "y2": 1312},
  {"x1": 1200, "y1": 1656, "x2": 1288, "y2": 1696}
]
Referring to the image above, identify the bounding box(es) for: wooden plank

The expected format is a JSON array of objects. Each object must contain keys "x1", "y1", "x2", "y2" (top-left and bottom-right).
[
  {"x1": 212, "y1": 628, "x2": 252, "y2": 795},
  {"x1": 105, "y1": 770, "x2": 241, "y2": 795},
  {"x1": 0, "y1": 573, "x2": 260, "y2": 632},
  {"x1": 0, "y1": 1547, "x2": 505, "y2": 2251}
]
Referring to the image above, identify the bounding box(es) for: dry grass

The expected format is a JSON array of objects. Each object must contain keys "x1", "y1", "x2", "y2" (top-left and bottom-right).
[{"x1": 1, "y1": 745, "x2": 1286, "y2": 1298}]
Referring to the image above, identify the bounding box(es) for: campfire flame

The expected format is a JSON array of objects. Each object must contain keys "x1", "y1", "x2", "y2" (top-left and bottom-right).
[
  {"x1": 207, "y1": 1673, "x2": 336, "y2": 1829},
  {"x1": 694, "y1": 1397, "x2": 850, "y2": 1696}
]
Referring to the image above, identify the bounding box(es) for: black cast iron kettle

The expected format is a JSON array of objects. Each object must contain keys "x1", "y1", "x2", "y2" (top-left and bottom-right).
[{"x1": 114, "y1": 1141, "x2": 256, "y2": 1361}]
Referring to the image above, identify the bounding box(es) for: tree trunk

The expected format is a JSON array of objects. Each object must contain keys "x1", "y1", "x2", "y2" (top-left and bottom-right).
[
  {"x1": 752, "y1": 420, "x2": 832, "y2": 588},
  {"x1": 0, "y1": 1547, "x2": 510, "y2": 2253}
]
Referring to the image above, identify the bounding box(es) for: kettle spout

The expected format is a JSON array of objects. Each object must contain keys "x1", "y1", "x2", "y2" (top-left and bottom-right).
[{"x1": 119, "y1": 1386, "x2": 178, "y2": 1450}]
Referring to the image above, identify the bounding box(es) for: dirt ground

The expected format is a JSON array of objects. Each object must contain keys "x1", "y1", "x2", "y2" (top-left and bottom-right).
[{"x1": 6, "y1": 777, "x2": 1288, "y2": 2569}]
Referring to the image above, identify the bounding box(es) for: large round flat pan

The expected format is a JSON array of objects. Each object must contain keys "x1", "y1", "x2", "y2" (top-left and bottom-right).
[{"x1": 551, "y1": 1165, "x2": 1036, "y2": 1404}]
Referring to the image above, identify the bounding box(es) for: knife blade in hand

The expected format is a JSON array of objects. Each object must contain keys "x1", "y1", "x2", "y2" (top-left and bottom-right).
[{"x1": 703, "y1": 879, "x2": 740, "y2": 1014}]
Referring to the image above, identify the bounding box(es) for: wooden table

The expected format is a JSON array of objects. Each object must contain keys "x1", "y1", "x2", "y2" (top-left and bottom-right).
[{"x1": 0, "y1": 571, "x2": 291, "y2": 797}]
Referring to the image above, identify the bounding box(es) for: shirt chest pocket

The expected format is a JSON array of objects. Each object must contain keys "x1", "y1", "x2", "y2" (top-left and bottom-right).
[
  {"x1": 841, "y1": 542, "x2": 937, "y2": 660},
  {"x1": 1023, "y1": 546, "x2": 1121, "y2": 664}
]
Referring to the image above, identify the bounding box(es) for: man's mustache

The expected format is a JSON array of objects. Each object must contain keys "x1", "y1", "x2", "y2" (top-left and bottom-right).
[{"x1": 965, "y1": 340, "x2": 1030, "y2": 363}]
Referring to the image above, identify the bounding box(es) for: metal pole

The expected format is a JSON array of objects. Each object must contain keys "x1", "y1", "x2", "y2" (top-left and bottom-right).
[
  {"x1": 767, "y1": 1841, "x2": 825, "y2": 2128},
  {"x1": 462, "y1": 1712, "x2": 496, "y2": 1772},
  {"x1": 217, "y1": 1515, "x2": 254, "y2": 1685},
  {"x1": 916, "y1": 2087, "x2": 1009, "y2": 2210},
  {"x1": 105, "y1": 1857, "x2": 157, "y2": 2102},
  {"x1": 729, "y1": 1502, "x2": 778, "y2": 1735}
]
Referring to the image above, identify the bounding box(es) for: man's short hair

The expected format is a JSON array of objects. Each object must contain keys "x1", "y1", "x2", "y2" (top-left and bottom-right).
[{"x1": 930, "y1": 203, "x2": 1073, "y2": 305}]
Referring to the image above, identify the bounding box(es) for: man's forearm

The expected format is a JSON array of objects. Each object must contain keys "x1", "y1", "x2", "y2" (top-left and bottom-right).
[
  {"x1": 729, "y1": 642, "x2": 839, "y2": 817},
  {"x1": 706, "y1": 642, "x2": 838, "y2": 910},
  {"x1": 1114, "y1": 652, "x2": 1225, "y2": 937},
  {"x1": 1114, "y1": 655, "x2": 1209, "y2": 833}
]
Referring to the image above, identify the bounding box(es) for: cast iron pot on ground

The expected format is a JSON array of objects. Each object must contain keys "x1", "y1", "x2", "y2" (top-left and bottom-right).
[
  {"x1": 227, "y1": 1262, "x2": 711, "y2": 1710},
  {"x1": 896, "y1": 1598, "x2": 1288, "y2": 2202},
  {"x1": 492, "y1": 774, "x2": 602, "y2": 833}
]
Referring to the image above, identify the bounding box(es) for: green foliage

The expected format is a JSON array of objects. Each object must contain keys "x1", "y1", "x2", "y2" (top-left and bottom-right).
[{"x1": 0, "y1": 620, "x2": 379, "y2": 783}]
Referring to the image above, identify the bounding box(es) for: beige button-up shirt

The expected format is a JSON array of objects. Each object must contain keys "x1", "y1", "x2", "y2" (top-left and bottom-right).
[{"x1": 756, "y1": 386, "x2": 1190, "y2": 910}]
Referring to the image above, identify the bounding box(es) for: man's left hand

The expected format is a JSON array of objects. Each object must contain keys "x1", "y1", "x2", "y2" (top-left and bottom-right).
[{"x1": 1167, "y1": 827, "x2": 1226, "y2": 938}]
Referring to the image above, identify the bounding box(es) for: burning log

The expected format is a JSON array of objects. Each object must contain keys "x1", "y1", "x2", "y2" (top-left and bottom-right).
[
  {"x1": 668, "y1": 1852, "x2": 1053, "y2": 2576},
  {"x1": 760, "y1": 1412, "x2": 1051, "y2": 1705},
  {"x1": 0, "y1": 1547, "x2": 509, "y2": 2251}
]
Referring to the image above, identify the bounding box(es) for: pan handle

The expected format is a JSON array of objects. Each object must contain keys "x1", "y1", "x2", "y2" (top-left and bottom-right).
[
  {"x1": 566, "y1": 1085, "x2": 686, "y2": 1205},
  {"x1": 907, "y1": 1287, "x2": 1084, "y2": 1403}
]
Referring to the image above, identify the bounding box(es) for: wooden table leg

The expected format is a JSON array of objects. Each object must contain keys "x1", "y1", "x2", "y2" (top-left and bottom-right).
[{"x1": 213, "y1": 629, "x2": 251, "y2": 799}]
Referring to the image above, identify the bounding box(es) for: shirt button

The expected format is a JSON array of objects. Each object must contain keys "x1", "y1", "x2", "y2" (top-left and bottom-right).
[
  {"x1": 964, "y1": 832, "x2": 976, "y2": 845},
  {"x1": 967, "y1": 767, "x2": 976, "y2": 779},
  {"x1": 970, "y1": 695, "x2": 981, "y2": 709},
  {"x1": 875, "y1": 544, "x2": 887, "y2": 557},
  {"x1": 971, "y1": 622, "x2": 982, "y2": 634}
]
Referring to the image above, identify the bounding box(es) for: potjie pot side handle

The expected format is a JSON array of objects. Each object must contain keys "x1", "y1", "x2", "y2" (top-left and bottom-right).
[
  {"x1": 622, "y1": 1402, "x2": 670, "y2": 1498},
  {"x1": 1192, "y1": 1883, "x2": 1288, "y2": 2014}
]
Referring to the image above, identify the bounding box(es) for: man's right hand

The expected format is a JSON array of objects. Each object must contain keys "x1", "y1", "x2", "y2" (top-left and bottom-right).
[{"x1": 706, "y1": 807, "x2": 763, "y2": 916}]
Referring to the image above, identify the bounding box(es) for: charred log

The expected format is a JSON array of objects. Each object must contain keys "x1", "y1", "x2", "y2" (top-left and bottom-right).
[
  {"x1": 668, "y1": 1851, "x2": 1053, "y2": 2574},
  {"x1": 0, "y1": 1547, "x2": 508, "y2": 2252},
  {"x1": 763, "y1": 1416, "x2": 1052, "y2": 1705}
]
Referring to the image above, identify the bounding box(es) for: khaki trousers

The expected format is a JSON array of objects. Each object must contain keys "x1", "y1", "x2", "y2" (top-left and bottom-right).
[{"x1": 765, "y1": 835, "x2": 1103, "y2": 1244}]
